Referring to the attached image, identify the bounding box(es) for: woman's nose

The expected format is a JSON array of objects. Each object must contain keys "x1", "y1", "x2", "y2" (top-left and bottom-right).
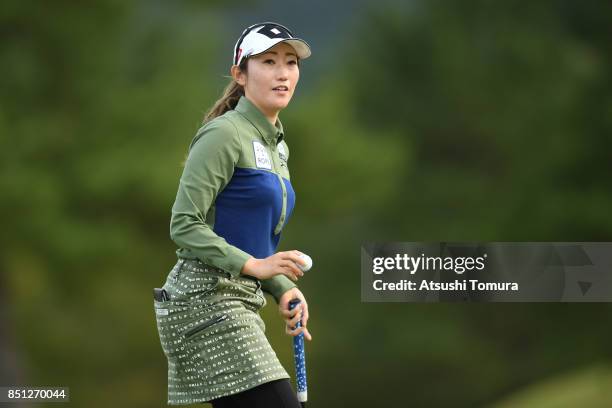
[{"x1": 276, "y1": 65, "x2": 289, "y2": 80}]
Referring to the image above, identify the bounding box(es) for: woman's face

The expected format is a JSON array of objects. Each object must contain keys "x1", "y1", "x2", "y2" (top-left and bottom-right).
[{"x1": 236, "y1": 42, "x2": 300, "y2": 120}]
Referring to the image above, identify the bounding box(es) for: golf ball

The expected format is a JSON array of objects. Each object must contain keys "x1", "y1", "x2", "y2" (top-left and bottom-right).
[{"x1": 297, "y1": 253, "x2": 313, "y2": 272}]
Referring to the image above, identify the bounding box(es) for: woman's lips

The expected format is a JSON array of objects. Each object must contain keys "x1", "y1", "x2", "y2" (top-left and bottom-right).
[{"x1": 272, "y1": 86, "x2": 289, "y2": 94}]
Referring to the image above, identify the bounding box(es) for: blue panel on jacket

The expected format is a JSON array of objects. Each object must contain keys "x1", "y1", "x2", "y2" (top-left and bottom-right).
[{"x1": 213, "y1": 167, "x2": 296, "y2": 258}]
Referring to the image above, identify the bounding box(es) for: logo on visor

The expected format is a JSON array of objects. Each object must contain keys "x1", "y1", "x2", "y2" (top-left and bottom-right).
[
  {"x1": 236, "y1": 48, "x2": 243, "y2": 64},
  {"x1": 256, "y1": 24, "x2": 291, "y2": 39}
]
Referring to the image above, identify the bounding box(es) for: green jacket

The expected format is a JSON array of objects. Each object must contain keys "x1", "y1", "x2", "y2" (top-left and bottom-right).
[{"x1": 170, "y1": 96, "x2": 297, "y2": 302}]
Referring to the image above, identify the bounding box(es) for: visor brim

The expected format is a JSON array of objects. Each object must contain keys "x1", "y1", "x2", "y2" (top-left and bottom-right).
[{"x1": 252, "y1": 38, "x2": 311, "y2": 60}]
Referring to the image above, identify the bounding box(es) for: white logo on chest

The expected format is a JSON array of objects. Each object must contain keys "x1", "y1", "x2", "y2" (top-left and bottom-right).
[{"x1": 253, "y1": 141, "x2": 272, "y2": 170}]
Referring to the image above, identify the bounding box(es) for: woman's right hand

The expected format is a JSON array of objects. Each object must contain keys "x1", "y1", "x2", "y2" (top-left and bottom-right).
[{"x1": 241, "y1": 250, "x2": 306, "y2": 281}]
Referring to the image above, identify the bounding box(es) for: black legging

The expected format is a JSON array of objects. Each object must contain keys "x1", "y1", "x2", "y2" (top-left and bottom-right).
[{"x1": 210, "y1": 379, "x2": 301, "y2": 408}]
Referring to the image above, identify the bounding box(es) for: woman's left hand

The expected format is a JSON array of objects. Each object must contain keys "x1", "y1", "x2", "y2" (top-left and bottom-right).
[{"x1": 278, "y1": 287, "x2": 312, "y2": 341}]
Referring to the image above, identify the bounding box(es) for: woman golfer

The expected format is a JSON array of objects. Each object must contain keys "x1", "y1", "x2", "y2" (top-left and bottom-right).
[{"x1": 154, "y1": 22, "x2": 312, "y2": 407}]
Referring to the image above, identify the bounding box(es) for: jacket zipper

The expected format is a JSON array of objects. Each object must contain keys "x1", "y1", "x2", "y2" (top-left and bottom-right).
[
  {"x1": 272, "y1": 144, "x2": 287, "y2": 235},
  {"x1": 273, "y1": 174, "x2": 287, "y2": 235}
]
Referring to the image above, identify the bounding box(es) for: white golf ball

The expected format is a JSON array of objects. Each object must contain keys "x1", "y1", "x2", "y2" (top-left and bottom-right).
[{"x1": 297, "y1": 253, "x2": 312, "y2": 272}]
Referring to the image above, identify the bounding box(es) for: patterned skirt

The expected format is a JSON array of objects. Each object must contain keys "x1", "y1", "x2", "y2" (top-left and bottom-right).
[{"x1": 154, "y1": 258, "x2": 290, "y2": 405}]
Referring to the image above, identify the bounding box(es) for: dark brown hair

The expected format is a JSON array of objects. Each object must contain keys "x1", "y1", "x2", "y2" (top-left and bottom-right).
[
  {"x1": 202, "y1": 59, "x2": 249, "y2": 124},
  {"x1": 180, "y1": 60, "x2": 250, "y2": 166}
]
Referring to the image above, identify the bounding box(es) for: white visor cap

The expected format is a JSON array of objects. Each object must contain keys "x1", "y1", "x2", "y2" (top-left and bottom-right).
[{"x1": 233, "y1": 22, "x2": 311, "y2": 66}]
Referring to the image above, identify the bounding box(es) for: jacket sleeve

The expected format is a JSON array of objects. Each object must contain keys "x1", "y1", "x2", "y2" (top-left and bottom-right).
[
  {"x1": 170, "y1": 117, "x2": 251, "y2": 277},
  {"x1": 260, "y1": 275, "x2": 297, "y2": 304}
]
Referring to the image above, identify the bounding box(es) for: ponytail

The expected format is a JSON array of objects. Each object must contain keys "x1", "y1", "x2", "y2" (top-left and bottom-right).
[
  {"x1": 202, "y1": 59, "x2": 249, "y2": 124},
  {"x1": 180, "y1": 60, "x2": 249, "y2": 167}
]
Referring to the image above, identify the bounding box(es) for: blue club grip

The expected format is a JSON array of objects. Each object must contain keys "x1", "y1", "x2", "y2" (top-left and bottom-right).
[{"x1": 289, "y1": 299, "x2": 307, "y2": 404}]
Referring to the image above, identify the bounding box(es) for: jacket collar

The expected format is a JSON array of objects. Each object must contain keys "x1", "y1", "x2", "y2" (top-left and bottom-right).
[{"x1": 235, "y1": 96, "x2": 284, "y2": 145}]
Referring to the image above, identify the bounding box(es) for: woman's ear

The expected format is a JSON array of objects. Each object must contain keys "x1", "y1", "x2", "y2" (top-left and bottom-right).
[{"x1": 230, "y1": 65, "x2": 246, "y2": 86}]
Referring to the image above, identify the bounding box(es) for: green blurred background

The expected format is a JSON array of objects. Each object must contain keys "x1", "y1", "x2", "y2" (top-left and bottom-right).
[{"x1": 1, "y1": 0, "x2": 611, "y2": 406}]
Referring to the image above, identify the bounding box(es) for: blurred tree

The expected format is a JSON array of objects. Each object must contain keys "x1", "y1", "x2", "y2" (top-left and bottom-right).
[
  {"x1": 280, "y1": 1, "x2": 612, "y2": 406},
  {"x1": 1, "y1": 0, "x2": 611, "y2": 407}
]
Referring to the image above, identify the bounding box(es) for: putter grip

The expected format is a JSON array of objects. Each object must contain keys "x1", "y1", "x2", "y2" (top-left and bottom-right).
[{"x1": 289, "y1": 299, "x2": 307, "y2": 404}]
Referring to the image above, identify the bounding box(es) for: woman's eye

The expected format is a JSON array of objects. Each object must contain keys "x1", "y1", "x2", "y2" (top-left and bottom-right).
[
  {"x1": 288, "y1": 60, "x2": 297, "y2": 65},
  {"x1": 264, "y1": 59, "x2": 274, "y2": 64}
]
